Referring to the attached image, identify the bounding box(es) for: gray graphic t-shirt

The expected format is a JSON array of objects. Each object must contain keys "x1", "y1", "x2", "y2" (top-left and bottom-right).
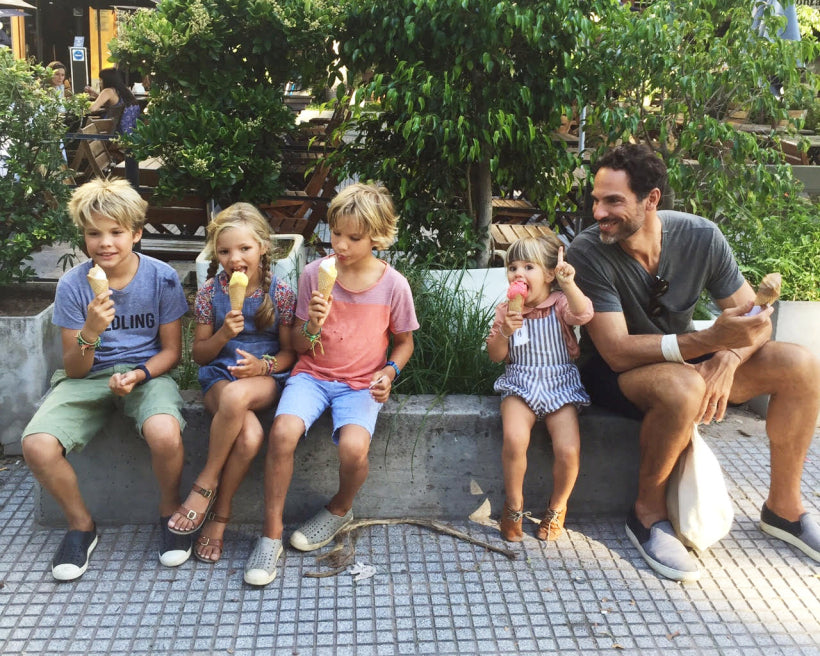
[{"x1": 54, "y1": 254, "x2": 189, "y2": 372}]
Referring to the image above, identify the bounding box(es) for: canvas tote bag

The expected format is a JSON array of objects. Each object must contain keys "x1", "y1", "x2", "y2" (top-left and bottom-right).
[{"x1": 666, "y1": 424, "x2": 734, "y2": 553}]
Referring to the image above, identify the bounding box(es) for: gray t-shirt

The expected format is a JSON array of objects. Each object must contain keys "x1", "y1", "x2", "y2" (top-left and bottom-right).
[
  {"x1": 567, "y1": 210, "x2": 744, "y2": 344},
  {"x1": 53, "y1": 254, "x2": 189, "y2": 372}
]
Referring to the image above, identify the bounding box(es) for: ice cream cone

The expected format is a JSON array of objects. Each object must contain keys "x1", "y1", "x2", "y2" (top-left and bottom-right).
[
  {"x1": 318, "y1": 257, "x2": 337, "y2": 299},
  {"x1": 87, "y1": 264, "x2": 108, "y2": 297},
  {"x1": 506, "y1": 280, "x2": 528, "y2": 313},
  {"x1": 754, "y1": 272, "x2": 781, "y2": 307},
  {"x1": 228, "y1": 271, "x2": 249, "y2": 311}
]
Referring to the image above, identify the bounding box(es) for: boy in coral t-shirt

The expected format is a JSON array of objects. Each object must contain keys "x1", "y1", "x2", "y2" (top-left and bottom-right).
[{"x1": 244, "y1": 183, "x2": 418, "y2": 586}]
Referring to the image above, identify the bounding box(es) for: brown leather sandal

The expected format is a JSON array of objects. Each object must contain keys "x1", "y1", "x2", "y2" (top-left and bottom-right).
[
  {"x1": 168, "y1": 483, "x2": 217, "y2": 536},
  {"x1": 194, "y1": 512, "x2": 229, "y2": 563},
  {"x1": 500, "y1": 502, "x2": 531, "y2": 542},
  {"x1": 536, "y1": 507, "x2": 566, "y2": 541}
]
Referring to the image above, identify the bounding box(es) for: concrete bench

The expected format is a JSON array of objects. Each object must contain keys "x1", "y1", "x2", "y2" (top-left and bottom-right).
[{"x1": 33, "y1": 394, "x2": 640, "y2": 526}]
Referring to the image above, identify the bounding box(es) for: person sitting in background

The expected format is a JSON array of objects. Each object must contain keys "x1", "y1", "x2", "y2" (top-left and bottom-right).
[
  {"x1": 84, "y1": 67, "x2": 141, "y2": 135},
  {"x1": 46, "y1": 61, "x2": 72, "y2": 99}
]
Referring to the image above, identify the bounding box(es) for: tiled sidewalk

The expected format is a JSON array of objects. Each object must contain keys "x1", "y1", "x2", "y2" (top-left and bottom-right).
[{"x1": 1, "y1": 407, "x2": 818, "y2": 656}]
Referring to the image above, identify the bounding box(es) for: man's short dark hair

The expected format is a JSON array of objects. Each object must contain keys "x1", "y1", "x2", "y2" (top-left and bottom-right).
[{"x1": 591, "y1": 144, "x2": 668, "y2": 201}]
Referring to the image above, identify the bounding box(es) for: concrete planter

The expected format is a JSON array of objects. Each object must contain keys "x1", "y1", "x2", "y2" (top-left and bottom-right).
[
  {"x1": 747, "y1": 300, "x2": 820, "y2": 423},
  {"x1": 195, "y1": 233, "x2": 306, "y2": 290},
  {"x1": 0, "y1": 283, "x2": 62, "y2": 456}
]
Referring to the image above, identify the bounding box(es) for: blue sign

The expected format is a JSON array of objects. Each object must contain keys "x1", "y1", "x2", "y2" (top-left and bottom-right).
[{"x1": 70, "y1": 47, "x2": 85, "y2": 62}]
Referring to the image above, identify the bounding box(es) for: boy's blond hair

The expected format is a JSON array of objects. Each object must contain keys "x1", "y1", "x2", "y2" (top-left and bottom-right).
[
  {"x1": 68, "y1": 178, "x2": 148, "y2": 233},
  {"x1": 327, "y1": 182, "x2": 398, "y2": 251},
  {"x1": 505, "y1": 233, "x2": 563, "y2": 290}
]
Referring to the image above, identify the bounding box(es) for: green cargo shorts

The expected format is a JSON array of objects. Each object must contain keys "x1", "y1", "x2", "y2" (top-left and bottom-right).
[{"x1": 22, "y1": 364, "x2": 186, "y2": 454}]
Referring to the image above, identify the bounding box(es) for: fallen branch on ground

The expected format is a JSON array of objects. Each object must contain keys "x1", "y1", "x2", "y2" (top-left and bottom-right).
[{"x1": 303, "y1": 517, "x2": 517, "y2": 578}]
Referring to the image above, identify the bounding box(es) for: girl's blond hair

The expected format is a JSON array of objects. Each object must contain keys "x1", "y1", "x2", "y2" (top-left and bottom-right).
[
  {"x1": 505, "y1": 233, "x2": 563, "y2": 291},
  {"x1": 327, "y1": 182, "x2": 398, "y2": 250},
  {"x1": 68, "y1": 178, "x2": 147, "y2": 233},
  {"x1": 205, "y1": 203, "x2": 276, "y2": 330}
]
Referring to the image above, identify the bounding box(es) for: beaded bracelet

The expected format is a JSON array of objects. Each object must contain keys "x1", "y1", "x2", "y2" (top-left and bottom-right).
[
  {"x1": 76, "y1": 330, "x2": 101, "y2": 356},
  {"x1": 301, "y1": 320, "x2": 324, "y2": 355},
  {"x1": 261, "y1": 354, "x2": 278, "y2": 376}
]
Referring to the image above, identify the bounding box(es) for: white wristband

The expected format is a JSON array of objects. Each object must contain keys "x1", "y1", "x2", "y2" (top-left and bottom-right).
[{"x1": 660, "y1": 333, "x2": 685, "y2": 363}]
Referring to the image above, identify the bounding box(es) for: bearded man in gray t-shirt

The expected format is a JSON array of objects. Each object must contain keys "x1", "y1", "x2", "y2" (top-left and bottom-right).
[{"x1": 567, "y1": 144, "x2": 820, "y2": 582}]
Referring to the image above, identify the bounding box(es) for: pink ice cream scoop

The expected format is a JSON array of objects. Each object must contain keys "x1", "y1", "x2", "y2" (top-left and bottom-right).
[{"x1": 507, "y1": 281, "x2": 528, "y2": 312}]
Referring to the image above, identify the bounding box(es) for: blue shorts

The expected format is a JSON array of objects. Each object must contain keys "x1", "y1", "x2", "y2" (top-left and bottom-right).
[{"x1": 274, "y1": 373, "x2": 382, "y2": 444}]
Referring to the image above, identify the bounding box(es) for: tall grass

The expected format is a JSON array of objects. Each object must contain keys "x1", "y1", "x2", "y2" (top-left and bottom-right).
[
  {"x1": 394, "y1": 266, "x2": 504, "y2": 396},
  {"x1": 171, "y1": 316, "x2": 200, "y2": 390}
]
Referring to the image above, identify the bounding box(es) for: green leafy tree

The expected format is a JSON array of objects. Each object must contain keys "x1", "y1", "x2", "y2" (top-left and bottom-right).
[
  {"x1": 0, "y1": 51, "x2": 85, "y2": 284},
  {"x1": 585, "y1": 0, "x2": 818, "y2": 220},
  {"x1": 335, "y1": 0, "x2": 614, "y2": 267},
  {"x1": 111, "y1": 0, "x2": 341, "y2": 207}
]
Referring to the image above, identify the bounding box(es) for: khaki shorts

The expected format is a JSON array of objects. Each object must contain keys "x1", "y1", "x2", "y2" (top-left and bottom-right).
[{"x1": 22, "y1": 365, "x2": 186, "y2": 454}]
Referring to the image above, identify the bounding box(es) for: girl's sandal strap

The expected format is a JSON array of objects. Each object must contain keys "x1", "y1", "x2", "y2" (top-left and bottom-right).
[
  {"x1": 192, "y1": 482, "x2": 216, "y2": 499},
  {"x1": 206, "y1": 512, "x2": 230, "y2": 524}
]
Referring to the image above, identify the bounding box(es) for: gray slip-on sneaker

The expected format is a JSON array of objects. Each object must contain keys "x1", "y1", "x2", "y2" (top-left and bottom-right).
[
  {"x1": 290, "y1": 507, "x2": 353, "y2": 552},
  {"x1": 244, "y1": 537, "x2": 283, "y2": 586},
  {"x1": 625, "y1": 508, "x2": 701, "y2": 582},
  {"x1": 760, "y1": 503, "x2": 820, "y2": 563}
]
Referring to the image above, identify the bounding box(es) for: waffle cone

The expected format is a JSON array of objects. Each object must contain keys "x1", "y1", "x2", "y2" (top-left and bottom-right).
[
  {"x1": 508, "y1": 294, "x2": 524, "y2": 313},
  {"x1": 318, "y1": 267, "x2": 337, "y2": 299},
  {"x1": 754, "y1": 272, "x2": 782, "y2": 306},
  {"x1": 87, "y1": 276, "x2": 108, "y2": 297}
]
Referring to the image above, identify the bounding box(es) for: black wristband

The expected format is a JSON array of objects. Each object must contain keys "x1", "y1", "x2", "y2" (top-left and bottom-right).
[{"x1": 134, "y1": 364, "x2": 152, "y2": 385}]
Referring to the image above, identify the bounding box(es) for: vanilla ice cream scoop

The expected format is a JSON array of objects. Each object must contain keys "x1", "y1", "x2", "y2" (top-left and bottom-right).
[
  {"x1": 318, "y1": 257, "x2": 337, "y2": 299},
  {"x1": 87, "y1": 264, "x2": 108, "y2": 297}
]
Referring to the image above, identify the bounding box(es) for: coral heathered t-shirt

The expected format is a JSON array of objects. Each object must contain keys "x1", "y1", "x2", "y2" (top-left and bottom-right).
[{"x1": 291, "y1": 257, "x2": 419, "y2": 390}]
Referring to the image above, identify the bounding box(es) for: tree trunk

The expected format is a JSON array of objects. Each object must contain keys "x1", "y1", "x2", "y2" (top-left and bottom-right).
[{"x1": 472, "y1": 157, "x2": 493, "y2": 268}]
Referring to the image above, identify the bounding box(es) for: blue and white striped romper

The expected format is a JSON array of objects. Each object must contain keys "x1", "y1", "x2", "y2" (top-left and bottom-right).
[{"x1": 493, "y1": 308, "x2": 590, "y2": 418}]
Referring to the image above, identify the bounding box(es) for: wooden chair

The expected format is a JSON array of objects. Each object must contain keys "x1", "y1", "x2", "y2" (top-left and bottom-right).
[
  {"x1": 258, "y1": 103, "x2": 348, "y2": 240},
  {"x1": 68, "y1": 123, "x2": 114, "y2": 181}
]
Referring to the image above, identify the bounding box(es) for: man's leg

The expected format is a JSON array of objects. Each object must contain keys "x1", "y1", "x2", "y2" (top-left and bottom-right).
[
  {"x1": 729, "y1": 342, "x2": 820, "y2": 561},
  {"x1": 617, "y1": 362, "x2": 705, "y2": 582},
  {"x1": 618, "y1": 363, "x2": 705, "y2": 526}
]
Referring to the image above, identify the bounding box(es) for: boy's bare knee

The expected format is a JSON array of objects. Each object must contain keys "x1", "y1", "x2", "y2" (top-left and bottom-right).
[
  {"x1": 142, "y1": 415, "x2": 182, "y2": 453},
  {"x1": 22, "y1": 433, "x2": 63, "y2": 469}
]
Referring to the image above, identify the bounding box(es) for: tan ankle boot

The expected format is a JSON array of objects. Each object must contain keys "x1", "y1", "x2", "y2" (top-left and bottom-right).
[
  {"x1": 500, "y1": 503, "x2": 530, "y2": 542},
  {"x1": 536, "y1": 507, "x2": 566, "y2": 541}
]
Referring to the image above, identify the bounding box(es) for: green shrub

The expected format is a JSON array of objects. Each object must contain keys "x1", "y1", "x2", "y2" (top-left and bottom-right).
[
  {"x1": 721, "y1": 194, "x2": 820, "y2": 301},
  {"x1": 0, "y1": 51, "x2": 86, "y2": 284}
]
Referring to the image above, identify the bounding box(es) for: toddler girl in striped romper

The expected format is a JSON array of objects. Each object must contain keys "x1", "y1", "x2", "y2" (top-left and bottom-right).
[{"x1": 486, "y1": 234, "x2": 593, "y2": 543}]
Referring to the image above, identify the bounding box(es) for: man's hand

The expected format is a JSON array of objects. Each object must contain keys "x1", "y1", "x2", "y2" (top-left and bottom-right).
[
  {"x1": 708, "y1": 302, "x2": 772, "y2": 351},
  {"x1": 693, "y1": 351, "x2": 741, "y2": 424}
]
